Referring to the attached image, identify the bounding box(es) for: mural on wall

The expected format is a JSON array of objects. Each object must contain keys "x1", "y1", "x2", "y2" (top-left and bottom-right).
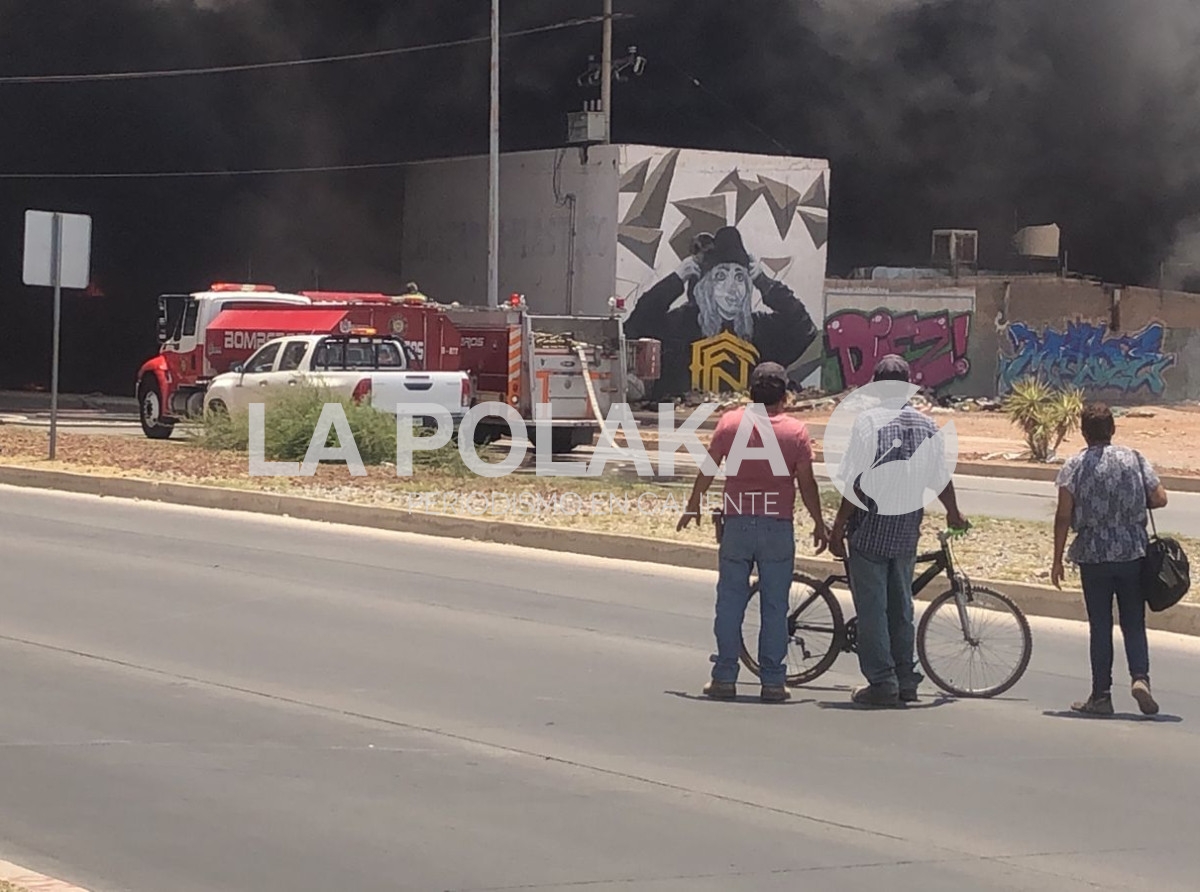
[
  {"x1": 824, "y1": 309, "x2": 972, "y2": 392},
  {"x1": 997, "y1": 320, "x2": 1177, "y2": 395},
  {"x1": 618, "y1": 147, "x2": 829, "y2": 400}
]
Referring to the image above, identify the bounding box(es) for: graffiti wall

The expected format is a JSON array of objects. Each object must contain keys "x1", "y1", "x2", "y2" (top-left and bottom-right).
[
  {"x1": 824, "y1": 309, "x2": 972, "y2": 391},
  {"x1": 821, "y1": 287, "x2": 975, "y2": 393},
  {"x1": 819, "y1": 276, "x2": 1200, "y2": 404},
  {"x1": 997, "y1": 320, "x2": 1177, "y2": 396},
  {"x1": 618, "y1": 147, "x2": 829, "y2": 400}
]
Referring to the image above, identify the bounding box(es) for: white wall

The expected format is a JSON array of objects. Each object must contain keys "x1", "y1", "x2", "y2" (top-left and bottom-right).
[{"x1": 399, "y1": 146, "x2": 619, "y2": 315}]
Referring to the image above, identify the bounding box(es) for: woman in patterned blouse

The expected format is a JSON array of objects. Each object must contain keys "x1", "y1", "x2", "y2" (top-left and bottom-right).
[{"x1": 1052, "y1": 403, "x2": 1169, "y2": 716}]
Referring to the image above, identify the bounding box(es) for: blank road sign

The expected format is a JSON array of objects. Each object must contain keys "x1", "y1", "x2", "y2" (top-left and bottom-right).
[{"x1": 23, "y1": 210, "x2": 92, "y2": 289}]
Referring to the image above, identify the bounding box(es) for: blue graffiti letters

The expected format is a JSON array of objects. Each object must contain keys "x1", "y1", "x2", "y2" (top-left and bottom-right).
[{"x1": 998, "y1": 321, "x2": 1175, "y2": 395}]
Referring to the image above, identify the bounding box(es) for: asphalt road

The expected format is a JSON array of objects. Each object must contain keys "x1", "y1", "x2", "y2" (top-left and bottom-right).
[
  {"x1": 936, "y1": 470, "x2": 1200, "y2": 534},
  {"x1": 0, "y1": 486, "x2": 1198, "y2": 892}
]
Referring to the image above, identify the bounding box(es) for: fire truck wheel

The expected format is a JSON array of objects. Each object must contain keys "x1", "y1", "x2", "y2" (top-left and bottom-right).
[
  {"x1": 138, "y1": 379, "x2": 174, "y2": 440},
  {"x1": 550, "y1": 429, "x2": 579, "y2": 454}
]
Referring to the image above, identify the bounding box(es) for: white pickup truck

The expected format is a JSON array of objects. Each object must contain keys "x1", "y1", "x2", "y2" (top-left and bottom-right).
[{"x1": 203, "y1": 333, "x2": 473, "y2": 424}]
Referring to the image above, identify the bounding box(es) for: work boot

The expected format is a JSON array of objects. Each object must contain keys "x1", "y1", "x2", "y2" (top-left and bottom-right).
[
  {"x1": 703, "y1": 680, "x2": 737, "y2": 700},
  {"x1": 851, "y1": 684, "x2": 901, "y2": 707},
  {"x1": 899, "y1": 672, "x2": 923, "y2": 702},
  {"x1": 1070, "y1": 692, "x2": 1114, "y2": 716},
  {"x1": 760, "y1": 685, "x2": 791, "y2": 703},
  {"x1": 1131, "y1": 678, "x2": 1159, "y2": 716}
]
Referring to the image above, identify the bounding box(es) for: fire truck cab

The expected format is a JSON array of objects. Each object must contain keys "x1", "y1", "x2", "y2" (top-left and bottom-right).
[
  {"x1": 136, "y1": 282, "x2": 461, "y2": 439},
  {"x1": 139, "y1": 284, "x2": 314, "y2": 437}
]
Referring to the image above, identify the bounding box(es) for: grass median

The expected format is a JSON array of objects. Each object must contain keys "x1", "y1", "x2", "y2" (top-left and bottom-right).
[{"x1": 2, "y1": 418, "x2": 1197, "y2": 601}]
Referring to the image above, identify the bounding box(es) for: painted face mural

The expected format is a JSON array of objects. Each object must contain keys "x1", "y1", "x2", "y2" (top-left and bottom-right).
[
  {"x1": 618, "y1": 148, "x2": 828, "y2": 402},
  {"x1": 695, "y1": 262, "x2": 754, "y2": 341}
]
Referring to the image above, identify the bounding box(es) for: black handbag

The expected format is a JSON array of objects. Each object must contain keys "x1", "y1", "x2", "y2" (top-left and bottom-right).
[{"x1": 1137, "y1": 454, "x2": 1190, "y2": 612}]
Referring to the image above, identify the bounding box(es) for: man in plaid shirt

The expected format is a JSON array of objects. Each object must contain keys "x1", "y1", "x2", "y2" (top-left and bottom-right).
[{"x1": 829, "y1": 355, "x2": 969, "y2": 707}]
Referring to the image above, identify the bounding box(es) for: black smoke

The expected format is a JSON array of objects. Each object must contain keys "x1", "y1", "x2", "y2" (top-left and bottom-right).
[{"x1": 2, "y1": 0, "x2": 1200, "y2": 394}]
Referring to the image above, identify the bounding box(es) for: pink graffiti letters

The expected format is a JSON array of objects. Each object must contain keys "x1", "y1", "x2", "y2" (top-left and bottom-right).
[{"x1": 824, "y1": 309, "x2": 971, "y2": 390}]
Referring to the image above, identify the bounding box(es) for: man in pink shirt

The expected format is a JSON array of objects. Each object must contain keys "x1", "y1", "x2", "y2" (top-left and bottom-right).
[{"x1": 678, "y1": 362, "x2": 828, "y2": 702}]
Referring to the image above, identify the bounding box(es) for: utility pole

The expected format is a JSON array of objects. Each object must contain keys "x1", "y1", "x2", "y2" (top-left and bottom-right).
[
  {"x1": 601, "y1": 0, "x2": 613, "y2": 143},
  {"x1": 488, "y1": 0, "x2": 500, "y2": 308}
]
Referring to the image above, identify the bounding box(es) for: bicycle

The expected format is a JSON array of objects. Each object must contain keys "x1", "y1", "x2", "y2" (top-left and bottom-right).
[{"x1": 738, "y1": 527, "x2": 1033, "y2": 698}]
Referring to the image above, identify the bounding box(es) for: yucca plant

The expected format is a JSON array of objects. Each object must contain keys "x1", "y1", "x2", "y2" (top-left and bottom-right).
[
  {"x1": 1045, "y1": 385, "x2": 1085, "y2": 456},
  {"x1": 1003, "y1": 377, "x2": 1083, "y2": 461}
]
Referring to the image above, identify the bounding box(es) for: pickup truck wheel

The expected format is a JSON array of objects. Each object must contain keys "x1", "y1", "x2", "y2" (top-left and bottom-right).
[
  {"x1": 206, "y1": 399, "x2": 228, "y2": 419},
  {"x1": 139, "y1": 380, "x2": 174, "y2": 440},
  {"x1": 472, "y1": 424, "x2": 502, "y2": 447}
]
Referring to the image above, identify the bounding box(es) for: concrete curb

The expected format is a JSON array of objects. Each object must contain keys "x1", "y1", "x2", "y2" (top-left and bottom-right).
[
  {"x1": 1, "y1": 463, "x2": 1198, "y2": 638},
  {"x1": 0, "y1": 857, "x2": 91, "y2": 891}
]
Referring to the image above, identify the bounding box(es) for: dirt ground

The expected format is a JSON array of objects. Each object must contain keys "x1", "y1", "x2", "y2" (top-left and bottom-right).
[{"x1": 784, "y1": 402, "x2": 1200, "y2": 476}]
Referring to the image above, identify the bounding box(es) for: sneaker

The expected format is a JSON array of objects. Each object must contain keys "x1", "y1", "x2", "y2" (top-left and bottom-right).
[
  {"x1": 851, "y1": 684, "x2": 901, "y2": 707},
  {"x1": 1070, "y1": 693, "x2": 1114, "y2": 716},
  {"x1": 703, "y1": 680, "x2": 737, "y2": 700},
  {"x1": 1131, "y1": 679, "x2": 1159, "y2": 716},
  {"x1": 761, "y1": 685, "x2": 791, "y2": 703}
]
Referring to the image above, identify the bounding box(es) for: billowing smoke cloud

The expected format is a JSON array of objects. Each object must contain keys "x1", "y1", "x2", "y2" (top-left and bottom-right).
[
  {"x1": 3, "y1": 0, "x2": 1200, "y2": 394},
  {"x1": 777, "y1": 0, "x2": 1200, "y2": 280}
]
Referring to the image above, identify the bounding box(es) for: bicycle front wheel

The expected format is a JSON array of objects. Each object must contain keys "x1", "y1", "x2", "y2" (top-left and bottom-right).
[
  {"x1": 740, "y1": 573, "x2": 845, "y2": 686},
  {"x1": 917, "y1": 585, "x2": 1032, "y2": 698}
]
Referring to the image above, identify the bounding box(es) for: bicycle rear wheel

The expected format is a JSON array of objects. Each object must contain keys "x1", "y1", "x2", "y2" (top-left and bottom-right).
[
  {"x1": 740, "y1": 573, "x2": 845, "y2": 686},
  {"x1": 917, "y1": 585, "x2": 1032, "y2": 698}
]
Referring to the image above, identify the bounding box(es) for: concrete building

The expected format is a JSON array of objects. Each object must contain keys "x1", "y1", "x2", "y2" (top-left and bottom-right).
[{"x1": 398, "y1": 144, "x2": 831, "y2": 397}]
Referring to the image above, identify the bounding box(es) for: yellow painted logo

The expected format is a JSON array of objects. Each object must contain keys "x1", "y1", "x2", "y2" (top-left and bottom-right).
[{"x1": 689, "y1": 331, "x2": 760, "y2": 393}]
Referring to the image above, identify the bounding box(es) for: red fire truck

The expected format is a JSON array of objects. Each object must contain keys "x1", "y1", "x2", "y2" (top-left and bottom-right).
[
  {"x1": 137, "y1": 283, "x2": 660, "y2": 452},
  {"x1": 136, "y1": 283, "x2": 461, "y2": 438}
]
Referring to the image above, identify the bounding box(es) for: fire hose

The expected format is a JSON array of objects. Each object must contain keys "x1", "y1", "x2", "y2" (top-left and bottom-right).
[
  {"x1": 573, "y1": 341, "x2": 626, "y2": 454},
  {"x1": 533, "y1": 331, "x2": 627, "y2": 454}
]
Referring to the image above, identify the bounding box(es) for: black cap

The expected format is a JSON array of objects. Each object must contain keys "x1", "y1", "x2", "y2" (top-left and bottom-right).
[
  {"x1": 750, "y1": 361, "x2": 788, "y2": 387},
  {"x1": 872, "y1": 354, "x2": 911, "y2": 382},
  {"x1": 700, "y1": 226, "x2": 751, "y2": 273}
]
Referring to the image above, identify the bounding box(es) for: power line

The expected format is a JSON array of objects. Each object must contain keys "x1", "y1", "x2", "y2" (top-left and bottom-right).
[
  {"x1": 0, "y1": 161, "x2": 413, "y2": 180},
  {"x1": 0, "y1": 14, "x2": 631, "y2": 85},
  {"x1": 665, "y1": 61, "x2": 794, "y2": 156}
]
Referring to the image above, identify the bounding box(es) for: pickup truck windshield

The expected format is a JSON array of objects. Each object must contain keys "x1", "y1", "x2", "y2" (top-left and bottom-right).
[{"x1": 311, "y1": 339, "x2": 404, "y2": 370}]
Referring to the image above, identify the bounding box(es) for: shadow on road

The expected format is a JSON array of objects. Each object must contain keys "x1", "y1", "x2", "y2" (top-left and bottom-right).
[
  {"x1": 816, "y1": 695, "x2": 957, "y2": 711},
  {"x1": 1042, "y1": 709, "x2": 1183, "y2": 724},
  {"x1": 783, "y1": 683, "x2": 855, "y2": 694},
  {"x1": 664, "y1": 690, "x2": 815, "y2": 706}
]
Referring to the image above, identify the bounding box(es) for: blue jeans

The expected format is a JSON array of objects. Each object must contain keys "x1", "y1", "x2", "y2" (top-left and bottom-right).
[
  {"x1": 1079, "y1": 560, "x2": 1150, "y2": 696},
  {"x1": 712, "y1": 515, "x2": 796, "y2": 686},
  {"x1": 847, "y1": 546, "x2": 920, "y2": 692}
]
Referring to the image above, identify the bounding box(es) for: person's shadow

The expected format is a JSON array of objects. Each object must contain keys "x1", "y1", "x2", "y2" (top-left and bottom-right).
[
  {"x1": 816, "y1": 694, "x2": 957, "y2": 711},
  {"x1": 1043, "y1": 709, "x2": 1183, "y2": 723},
  {"x1": 665, "y1": 690, "x2": 814, "y2": 706}
]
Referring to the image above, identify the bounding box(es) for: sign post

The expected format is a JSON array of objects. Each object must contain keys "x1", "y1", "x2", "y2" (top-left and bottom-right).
[{"x1": 22, "y1": 210, "x2": 92, "y2": 460}]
